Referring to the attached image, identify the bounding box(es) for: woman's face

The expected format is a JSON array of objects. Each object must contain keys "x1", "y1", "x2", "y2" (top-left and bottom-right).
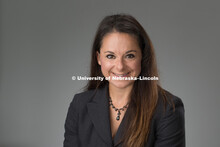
[{"x1": 97, "y1": 32, "x2": 142, "y2": 89}]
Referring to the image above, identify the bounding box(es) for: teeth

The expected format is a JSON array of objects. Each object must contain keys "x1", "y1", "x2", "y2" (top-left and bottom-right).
[{"x1": 113, "y1": 72, "x2": 129, "y2": 77}]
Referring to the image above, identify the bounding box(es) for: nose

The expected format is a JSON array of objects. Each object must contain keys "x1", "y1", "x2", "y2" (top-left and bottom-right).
[{"x1": 115, "y1": 58, "x2": 125, "y2": 71}]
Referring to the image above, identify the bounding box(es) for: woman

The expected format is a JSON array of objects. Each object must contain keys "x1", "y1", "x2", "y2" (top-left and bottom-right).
[{"x1": 64, "y1": 14, "x2": 185, "y2": 147}]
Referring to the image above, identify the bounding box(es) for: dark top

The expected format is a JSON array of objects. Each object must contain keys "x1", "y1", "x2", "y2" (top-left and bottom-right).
[{"x1": 63, "y1": 85, "x2": 185, "y2": 147}]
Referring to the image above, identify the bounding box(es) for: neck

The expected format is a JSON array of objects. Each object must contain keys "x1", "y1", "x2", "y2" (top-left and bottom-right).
[{"x1": 108, "y1": 84, "x2": 133, "y2": 107}]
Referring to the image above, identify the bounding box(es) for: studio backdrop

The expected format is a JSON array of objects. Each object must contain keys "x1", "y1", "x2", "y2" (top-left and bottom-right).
[{"x1": 0, "y1": 0, "x2": 219, "y2": 147}]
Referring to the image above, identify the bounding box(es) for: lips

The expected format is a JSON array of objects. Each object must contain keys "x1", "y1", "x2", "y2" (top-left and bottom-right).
[{"x1": 112, "y1": 72, "x2": 130, "y2": 77}]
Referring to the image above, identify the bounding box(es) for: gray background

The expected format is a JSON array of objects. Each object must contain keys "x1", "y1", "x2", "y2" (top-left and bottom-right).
[{"x1": 0, "y1": 0, "x2": 219, "y2": 147}]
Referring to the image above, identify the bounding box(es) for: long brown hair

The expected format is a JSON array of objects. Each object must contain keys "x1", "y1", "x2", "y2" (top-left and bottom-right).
[{"x1": 86, "y1": 14, "x2": 167, "y2": 147}]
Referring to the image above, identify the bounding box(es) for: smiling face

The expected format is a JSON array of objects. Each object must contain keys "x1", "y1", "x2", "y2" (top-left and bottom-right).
[{"x1": 97, "y1": 32, "x2": 142, "y2": 89}]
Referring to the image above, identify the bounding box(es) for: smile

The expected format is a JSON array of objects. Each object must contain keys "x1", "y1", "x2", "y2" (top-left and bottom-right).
[{"x1": 112, "y1": 72, "x2": 130, "y2": 77}]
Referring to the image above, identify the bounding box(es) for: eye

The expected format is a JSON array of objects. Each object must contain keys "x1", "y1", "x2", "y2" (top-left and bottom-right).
[
  {"x1": 126, "y1": 54, "x2": 135, "y2": 59},
  {"x1": 106, "y1": 54, "x2": 115, "y2": 59}
]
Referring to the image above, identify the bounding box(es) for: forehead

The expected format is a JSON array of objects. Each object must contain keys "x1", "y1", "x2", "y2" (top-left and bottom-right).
[{"x1": 100, "y1": 32, "x2": 140, "y2": 52}]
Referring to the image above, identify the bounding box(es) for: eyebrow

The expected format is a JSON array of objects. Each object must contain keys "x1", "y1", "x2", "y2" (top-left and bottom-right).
[{"x1": 104, "y1": 50, "x2": 137, "y2": 54}]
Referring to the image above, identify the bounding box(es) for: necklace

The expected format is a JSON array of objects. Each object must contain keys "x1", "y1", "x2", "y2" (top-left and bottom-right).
[{"x1": 109, "y1": 97, "x2": 129, "y2": 121}]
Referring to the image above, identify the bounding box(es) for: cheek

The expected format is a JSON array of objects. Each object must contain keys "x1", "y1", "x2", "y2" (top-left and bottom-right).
[
  {"x1": 100, "y1": 59, "x2": 113, "y2": 74},
  {"x1": 132, "y1": 60, "x2": 142, "y2": 73}
]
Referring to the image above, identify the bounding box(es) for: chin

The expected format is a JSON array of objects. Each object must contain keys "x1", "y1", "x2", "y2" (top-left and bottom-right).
[{"x1": 109, "y1": 80, "x2": 135, "y2": 89}]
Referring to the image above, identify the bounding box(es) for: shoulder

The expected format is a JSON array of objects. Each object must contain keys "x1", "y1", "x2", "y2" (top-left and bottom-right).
[
  {"x1": 155, "y1": 89, "x2": 184, "y2": 116},
  {"x1": 73, "y1": 89, "x2": 96, "y2": 102},
  {"x1": 70, "y1": 89, "x2": 96, "y2": 108},
  {"x1": 153, "y1": 89, "x2": 185, "y2": 127},
  {"x1": 149, "y1": 90, "x2": 185, "y2": 146}
]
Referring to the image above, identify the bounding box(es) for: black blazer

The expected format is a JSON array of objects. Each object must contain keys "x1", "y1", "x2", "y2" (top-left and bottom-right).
[{"x1": 64, "y1": 86, "x2": 185, "y2": 147}]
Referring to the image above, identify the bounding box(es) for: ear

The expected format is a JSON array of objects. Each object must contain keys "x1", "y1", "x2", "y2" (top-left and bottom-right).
[{"x1": 96, "y1": 51, "x2": 101, "y2": 65}]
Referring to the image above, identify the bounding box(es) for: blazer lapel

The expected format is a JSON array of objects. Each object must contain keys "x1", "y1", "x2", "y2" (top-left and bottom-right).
[{"x1": 87, "y1": 86, "x2": 113, "y2": 146}]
